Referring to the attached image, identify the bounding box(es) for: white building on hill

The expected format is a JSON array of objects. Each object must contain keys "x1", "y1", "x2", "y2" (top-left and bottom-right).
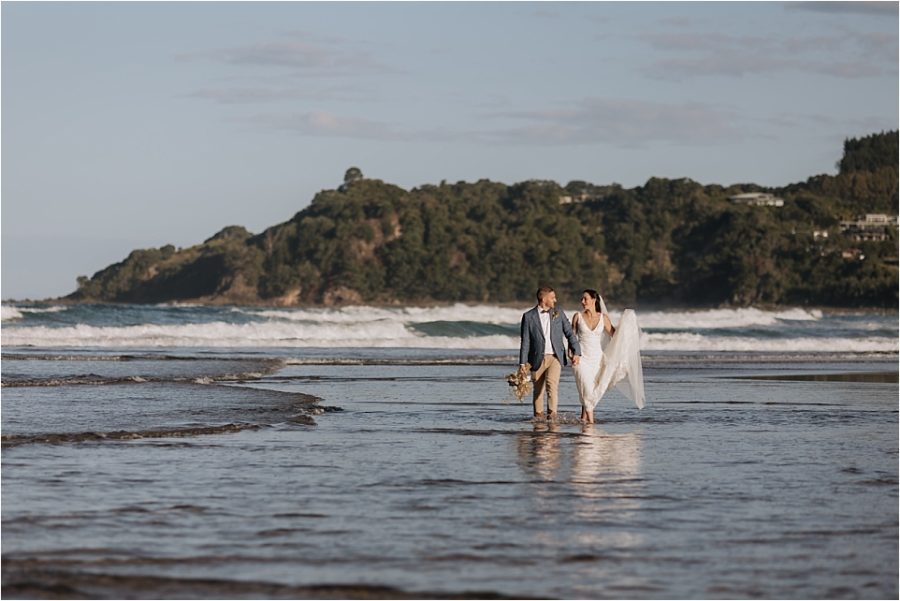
[
  {"x1": 729, "y1": 192, "x2": 785, "y2": 207},
  {"x1": 839, "y1": 214, "x2": 898, "y2": 242}
]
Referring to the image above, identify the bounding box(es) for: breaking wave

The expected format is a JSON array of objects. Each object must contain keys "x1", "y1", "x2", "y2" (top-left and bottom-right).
[
  {"x1": 1, "y1": 303, "x2": 895, "y2": 353},
  {"x1": 236, "y1": 304, "x2": 826, "y2": 330}
]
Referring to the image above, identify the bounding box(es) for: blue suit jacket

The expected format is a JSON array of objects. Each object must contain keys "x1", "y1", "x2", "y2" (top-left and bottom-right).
[{"x1": 519, "y1": 306, "x2": 581, "y2": 371}]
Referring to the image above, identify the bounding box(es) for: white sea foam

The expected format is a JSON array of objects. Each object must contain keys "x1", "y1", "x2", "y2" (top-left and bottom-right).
[
  {"x1": 237, "y1": 303, "x2": 526, "y2": 325},
  {"x1": 642, "y1": 332, "x2": 898, "y2": 353},
  {"x1": 1, "y1": 304, "x2": 894, "y2": 352},
  {"x1": 20, "y1": 306, "x2": 67, "y2": 314},
  {"x1": 1, "y1": 306, "x2": 24, "y2": 321},
  {"x1": 2, "y1": 305, "x2": 67, "y2": 321},
  {"x1": 1, "y1": 318, "x2": 896, "y2": 352},
  {"x1": 238, "y1": 304, "x2": 825, "y2": 330},
  {"x1": 629, "y1": 307, "x2": 823, "y2": 329}
]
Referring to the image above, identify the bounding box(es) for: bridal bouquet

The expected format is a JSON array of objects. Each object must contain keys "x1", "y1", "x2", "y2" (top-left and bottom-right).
[{"x1": 506, "y1": 364, "x2": 532, "y2": 402}]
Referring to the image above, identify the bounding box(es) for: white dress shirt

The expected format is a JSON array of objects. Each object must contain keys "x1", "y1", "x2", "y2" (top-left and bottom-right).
[{"x1": 538, "y1": 307, "x2": 553, "y2": 355}]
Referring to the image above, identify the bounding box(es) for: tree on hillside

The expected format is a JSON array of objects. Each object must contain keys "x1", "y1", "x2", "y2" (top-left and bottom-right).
[
  {"x1": 342, "y1": 167, "x2": 364, "y2": 188},
  {"x1": 838, "y1": 131, "x2": 899, "y2": 174}
]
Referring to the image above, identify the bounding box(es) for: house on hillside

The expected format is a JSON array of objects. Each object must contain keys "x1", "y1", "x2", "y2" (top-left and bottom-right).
[
  {"x1": 839, "y1": 214, "x2": 898, "y2": 242},
  {"x1": 729, "y1": 192, "x2": 784, "y2": 207},
  {"x1": 559, "y1": 193, "x2": 591, "y2": 204}
]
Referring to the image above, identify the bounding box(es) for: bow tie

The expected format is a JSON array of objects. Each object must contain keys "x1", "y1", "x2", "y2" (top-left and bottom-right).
[{"x1": 541, "y1": 310, "x2": 551, "y2": 314}]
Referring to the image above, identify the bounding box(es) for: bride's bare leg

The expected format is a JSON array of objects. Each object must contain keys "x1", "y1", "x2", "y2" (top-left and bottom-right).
[
  {"x1": 580, "y1": 407, "x2": 587, "y2": 422},
  {"x1": 587, "y1": 409, "x2": 595, "y2": 424}
]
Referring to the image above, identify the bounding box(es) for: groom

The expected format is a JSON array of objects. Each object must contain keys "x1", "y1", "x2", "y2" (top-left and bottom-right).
[{"x1": 519, "y1": 286, "x2": 581, "y2": 420}]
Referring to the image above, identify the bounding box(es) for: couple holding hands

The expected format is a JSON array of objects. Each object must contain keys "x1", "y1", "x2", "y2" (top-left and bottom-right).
[{"x1": 517, "y1": 286, "x2": 645, "y2": 424}]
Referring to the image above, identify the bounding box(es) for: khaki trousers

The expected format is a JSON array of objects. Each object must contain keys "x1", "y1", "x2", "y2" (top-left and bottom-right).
[{"x1": 532, "y1": 355, "x2": 561, "y2": 416}]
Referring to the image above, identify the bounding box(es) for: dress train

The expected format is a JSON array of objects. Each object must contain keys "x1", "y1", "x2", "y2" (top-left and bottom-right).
[{"x1": 594, "y1": 309, "x2": 645, "y2": 410}]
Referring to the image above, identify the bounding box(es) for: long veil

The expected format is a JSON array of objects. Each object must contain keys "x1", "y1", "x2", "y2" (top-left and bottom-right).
[
  {"x1": 594, "y1": 299, "x2": 645, "y2": 410},
  {"x1": 597, "y1": 294, "x2": 610, "y2": 318}
]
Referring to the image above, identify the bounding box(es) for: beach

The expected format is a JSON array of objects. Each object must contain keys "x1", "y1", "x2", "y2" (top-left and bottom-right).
[{"x1": 2, "y1": 304, "x2": 898, "y2": 599}]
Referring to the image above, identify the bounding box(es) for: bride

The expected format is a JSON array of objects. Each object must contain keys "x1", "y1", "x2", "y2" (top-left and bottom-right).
[{"x1": 571, "y1": 289, "x2": 645, "y2": 423}]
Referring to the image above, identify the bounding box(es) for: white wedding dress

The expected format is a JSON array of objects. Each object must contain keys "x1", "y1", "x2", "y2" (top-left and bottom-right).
[{"x1": 573, "y1": 307, "x2": 646, "y2": 412}]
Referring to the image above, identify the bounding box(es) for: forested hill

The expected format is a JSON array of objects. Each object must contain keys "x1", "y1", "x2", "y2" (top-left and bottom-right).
[{"x1": 68, "y1": 131, "x2": 899, "y2": 308}]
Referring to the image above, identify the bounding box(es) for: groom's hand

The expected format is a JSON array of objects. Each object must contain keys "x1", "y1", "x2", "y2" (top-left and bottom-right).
[{"x1": 572, "y1": 355, "x2": 581, "y2": 366}]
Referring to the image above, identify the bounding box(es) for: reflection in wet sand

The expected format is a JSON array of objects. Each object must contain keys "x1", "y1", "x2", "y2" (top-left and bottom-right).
[
  {"x1": 572, "y1": 425, "x2": 643, "y2": 512},
  {"x1": 571, "y1": 425, "x2": 645, "y2": 551},
  {"x1": 516, "y1": 422, "x2": 645, "y2": 557},
  {"x1": 515, "y1": 422, "x2": 562, "y2": 515},
  {"x1": 516, "y1": 421, "x2": 562, "y2": 482}
]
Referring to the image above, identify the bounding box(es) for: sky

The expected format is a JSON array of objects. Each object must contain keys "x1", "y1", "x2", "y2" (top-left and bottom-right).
[{"x1": 2, "y1": 1, "x2": 898, "y2": 300}]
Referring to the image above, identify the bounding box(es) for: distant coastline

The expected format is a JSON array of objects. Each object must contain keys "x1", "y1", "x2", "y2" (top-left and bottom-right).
[{"x1": 59, "y1": 132, "x2": 899, "y2": 310}]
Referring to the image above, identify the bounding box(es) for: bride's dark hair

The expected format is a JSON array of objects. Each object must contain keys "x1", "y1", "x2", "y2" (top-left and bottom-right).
[{"x1": 583, "y1": 289, "x2": 602, "y2": 313}]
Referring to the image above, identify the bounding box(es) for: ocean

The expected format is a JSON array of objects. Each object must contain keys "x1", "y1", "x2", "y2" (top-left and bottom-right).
[
  {"x1": 2, "y1": 302, "x2": 898, "y2": 599},
  {"x1": 2, "y1": 303, "x2": 898, "y2": 353}
]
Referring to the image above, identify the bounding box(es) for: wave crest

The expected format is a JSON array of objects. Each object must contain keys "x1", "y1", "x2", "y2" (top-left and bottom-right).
[
  {"x1": 1, "y1": 304, "x2": 894, "y2": 353},
  {"x1": 1, "y1": 306, "x2": 24, "y2": 321}
]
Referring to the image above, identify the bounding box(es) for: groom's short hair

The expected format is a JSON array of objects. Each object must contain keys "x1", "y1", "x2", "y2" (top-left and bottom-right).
[{"x1": 536, "y1": 286, "x2": 555, "y2": 301}]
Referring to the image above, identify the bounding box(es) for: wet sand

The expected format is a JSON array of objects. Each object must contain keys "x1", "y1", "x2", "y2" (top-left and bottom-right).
[
  {"x1": 738, "y1": 371, "x2": 899, "y2": 383},
  {"x1": 3, "y1": 355, "x2": 897, "y2": 599}
]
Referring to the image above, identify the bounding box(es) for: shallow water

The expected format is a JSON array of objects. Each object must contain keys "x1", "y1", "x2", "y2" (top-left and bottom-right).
[{"x1": 2, "y1": 352, "x2": 897, "y2": 599}]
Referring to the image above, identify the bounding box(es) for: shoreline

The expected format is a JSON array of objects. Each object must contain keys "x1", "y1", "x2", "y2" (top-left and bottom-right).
[
  {"x1": 735, "y1": 371, "x2": 899, "y2": 383},
  {"x1": 2, "y1": 349, "x2": 898, "y2": 365},
  {"x1": 0, "y1": 561, "x2": 521, "y2": 600}
]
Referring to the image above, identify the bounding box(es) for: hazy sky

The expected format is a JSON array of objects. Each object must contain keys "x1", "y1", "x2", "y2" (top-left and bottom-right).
[{"x1": 2, "y1": 1, "x2": 898, "y2": 300}]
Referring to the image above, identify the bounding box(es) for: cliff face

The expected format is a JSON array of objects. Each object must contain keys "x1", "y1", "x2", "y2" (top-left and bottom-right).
[{"x1": 67, "y1": 133, "x2": 899, "y2": 308}]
